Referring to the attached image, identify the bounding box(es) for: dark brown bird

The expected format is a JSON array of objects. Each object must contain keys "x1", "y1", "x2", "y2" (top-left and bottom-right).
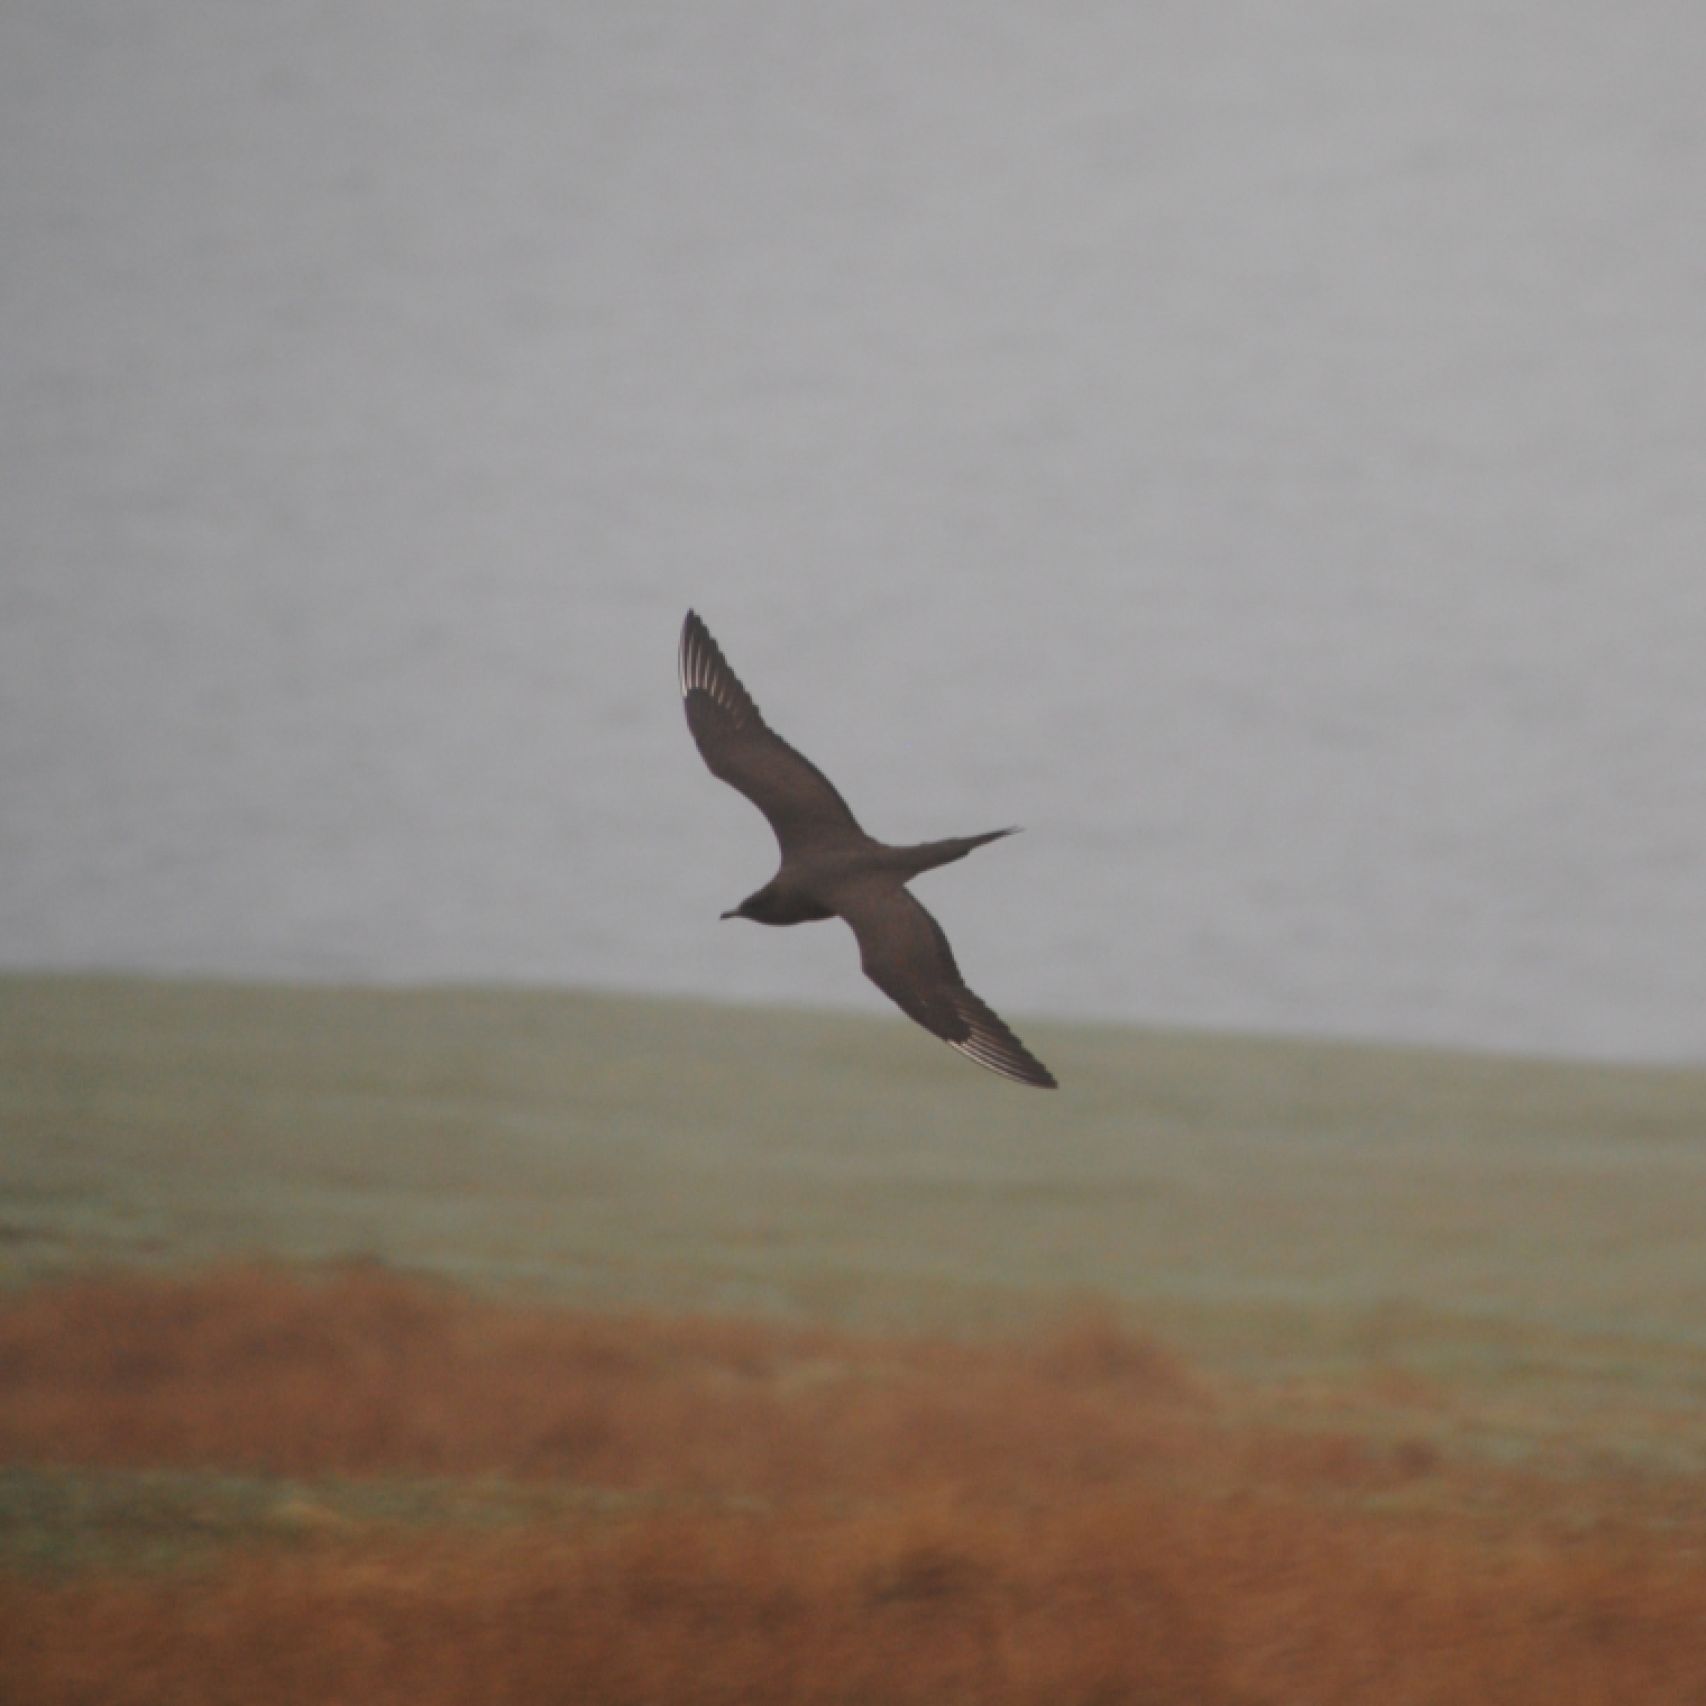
[{"x1": 679, "y1": 610, "x2": 1056, "y2": 1089}]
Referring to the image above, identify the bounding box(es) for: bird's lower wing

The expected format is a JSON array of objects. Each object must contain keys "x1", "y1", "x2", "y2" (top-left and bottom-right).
[
  {"x1": 840, "y1": 885, "x2": 1056, "y2": 1089},
  {"x1": 679, "y1": 610, "x2": 864, "y2": 854}
]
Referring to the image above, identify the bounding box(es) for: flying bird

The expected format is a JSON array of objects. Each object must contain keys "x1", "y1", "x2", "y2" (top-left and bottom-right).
[{"x1": 678, "y1": 610, "x2": 1056, "y2": 1089}]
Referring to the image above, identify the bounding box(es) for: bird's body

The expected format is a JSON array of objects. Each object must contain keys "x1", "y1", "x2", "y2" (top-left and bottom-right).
[{"x1": 679, "y1": 610, "x2": 1056, "y2": 1089}]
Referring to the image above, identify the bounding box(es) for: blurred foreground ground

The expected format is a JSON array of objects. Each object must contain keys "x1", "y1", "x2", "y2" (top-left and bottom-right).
[{"x1": 2, "y1": 976, "x2": 1704, "y2": 1701}]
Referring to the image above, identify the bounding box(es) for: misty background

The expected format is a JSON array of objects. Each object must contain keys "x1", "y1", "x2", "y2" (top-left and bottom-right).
[{"x1": 3, "y1": 3, "x2": 1702, "y2": 1063}]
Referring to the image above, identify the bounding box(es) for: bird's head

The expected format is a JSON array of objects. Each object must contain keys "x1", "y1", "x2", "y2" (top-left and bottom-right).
[{"x1": 720, "y1": 884, "x2": 805, "y2": 925}]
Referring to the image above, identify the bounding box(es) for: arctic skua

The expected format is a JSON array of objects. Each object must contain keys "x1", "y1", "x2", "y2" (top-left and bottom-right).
[{"x1": 679, "y1": 610, "x2": 1056, "y2": 1089}]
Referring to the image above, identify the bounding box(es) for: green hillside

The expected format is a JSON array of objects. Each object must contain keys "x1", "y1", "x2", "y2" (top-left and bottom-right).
[{"x1": 6, "y1": 973, "x2": 1702, "y2": 1401}]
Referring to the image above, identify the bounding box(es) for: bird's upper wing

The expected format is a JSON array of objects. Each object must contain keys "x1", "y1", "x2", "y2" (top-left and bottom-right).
[
  {"x1": 679, "y1": 610, "x2": 865, "y2": 856},
  {"x1": 838, "y1": 881, "x2": 1056, "y2": 1089}
]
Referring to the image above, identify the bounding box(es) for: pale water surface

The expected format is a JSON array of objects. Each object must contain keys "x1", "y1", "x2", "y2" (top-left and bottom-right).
[{"x1": 3, "y1": 4, "x2": 1703, "y2": 1062}]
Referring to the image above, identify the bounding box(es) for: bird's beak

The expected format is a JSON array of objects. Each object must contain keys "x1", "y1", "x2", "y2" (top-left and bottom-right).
[{"x1": 719, "y1": 908, "x2": 738, "y2": 920}]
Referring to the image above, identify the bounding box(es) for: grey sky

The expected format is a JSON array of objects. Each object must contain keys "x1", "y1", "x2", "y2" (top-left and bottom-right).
[{"x1": 4, "y1": 4, "x2": 1704, "y2": 1060}]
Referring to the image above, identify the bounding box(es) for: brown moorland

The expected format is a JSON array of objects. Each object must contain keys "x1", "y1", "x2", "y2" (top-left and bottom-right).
[{"x1": 3, "y1": 1265, "x2": 1705, "y2": 1705}]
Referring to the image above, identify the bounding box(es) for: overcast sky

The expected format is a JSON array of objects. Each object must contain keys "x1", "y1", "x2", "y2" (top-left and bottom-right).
[{"x1": 4, "y1": 4, "x2": 1704, "y2": 1061}]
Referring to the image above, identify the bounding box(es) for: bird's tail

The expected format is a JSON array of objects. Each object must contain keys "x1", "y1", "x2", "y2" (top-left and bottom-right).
[{"x1": 884, "y1": 827, "x2": 1019, "y2": 878}]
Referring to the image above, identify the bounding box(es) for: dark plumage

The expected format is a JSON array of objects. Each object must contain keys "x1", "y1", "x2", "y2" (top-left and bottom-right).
[{"x1": 679, "y1": 610, "x2": 1056, "y2": 1089}]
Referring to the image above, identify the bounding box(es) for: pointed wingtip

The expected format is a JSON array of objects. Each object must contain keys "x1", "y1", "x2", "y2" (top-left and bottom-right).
[
  {"x1": 946, "y1": 991, "x2": 1057, "y2": 1088},
  {"x1": 951, "y1": 1039, "x2": 1057, "y2": 1089},
  {"x1": 678, "y1": 610, "x2": 710, "y2": 697}
]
